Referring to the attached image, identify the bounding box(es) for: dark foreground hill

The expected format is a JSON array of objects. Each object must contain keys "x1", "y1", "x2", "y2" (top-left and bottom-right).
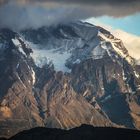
[{"x1": 1, "y1": 125, "x2": 140, "y2": 140}]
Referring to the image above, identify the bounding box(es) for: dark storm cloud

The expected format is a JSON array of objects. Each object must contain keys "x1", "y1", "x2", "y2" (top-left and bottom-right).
[
  {"x1": 0, "y1": 0, "x2": 140, "y2": 30},
  {"x1": 15, "y1": 0, "x2": 140, "y2": 16},
  {"x1": 39, "y1": 0, "x2": 140, "y2": 5},
  {"x1": 38, "y1": 0, "x2": 140, "y2": 16}
]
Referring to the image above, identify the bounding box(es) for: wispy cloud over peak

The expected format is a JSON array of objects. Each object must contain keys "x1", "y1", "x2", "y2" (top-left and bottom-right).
[{"x1": 0, "y1": 0, "x2": 140, "y2": 30}]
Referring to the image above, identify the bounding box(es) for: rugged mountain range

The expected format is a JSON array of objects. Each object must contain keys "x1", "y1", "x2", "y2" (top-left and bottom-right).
[{"x1": 0, "y1": 21, "x2": 140, "y2": 137}]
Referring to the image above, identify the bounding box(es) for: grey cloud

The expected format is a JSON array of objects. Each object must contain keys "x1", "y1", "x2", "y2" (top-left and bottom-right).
[
  {"x1": 39, "y1": 0, "x2": 140, "y2": 17},
  {"x1": 41, "y1": 0, "x2": 140, "y2": 5},
  {"x1": 0, "y1": 2, "x2": 81, "y2": 30},
  {"x1": 0, "y1": 0, "x2": 140, "y2": 30}
]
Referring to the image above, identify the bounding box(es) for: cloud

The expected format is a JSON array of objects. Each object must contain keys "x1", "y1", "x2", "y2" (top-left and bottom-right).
[
  {"x1": 16, "y1": 0, "x2": 140, "y2": 17},
  {"x1": 0, "y1": 0, "x2": 140, "y2": 30},
  {"x1": 114, "y1": 30, "x2": 140, "y2": 61},
  {"x1": 15, "y1": 0, "x2": 140, "y2": 5},
  {"x1": 0, "y1": 1, "x2": 81, "y2": 30},
  {"x1": 18, "y1": 0, "x2": 140, "y2": 15}
]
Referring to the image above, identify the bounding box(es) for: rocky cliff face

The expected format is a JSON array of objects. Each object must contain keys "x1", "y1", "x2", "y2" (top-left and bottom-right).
[
  {"x1": 0, "y1": 21, "x2": 140, "y2": 137},
  {"x1": 0, "y1": 29, "x2": 43, "y2": 137}
]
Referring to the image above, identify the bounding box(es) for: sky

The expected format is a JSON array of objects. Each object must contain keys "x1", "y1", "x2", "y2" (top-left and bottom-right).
[{"x1": 90, "y1": 13, "x2": 140, "y2": 36}]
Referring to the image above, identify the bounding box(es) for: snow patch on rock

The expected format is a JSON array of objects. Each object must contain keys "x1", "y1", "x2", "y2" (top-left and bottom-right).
[
  {"x1": 12, "y1": 38, "x2": 26, "y2": 56},
  {"x1": 12, "y1": 38, "x2": 21, "y2": 46},
  {"x1": 31, "y1": 68, "x2": 36, "y2": 85},
  {"x1": 134, "y1": 71, "x2": 140, "y2": 78},
  {"x1": 92, "y1": 45, "x2": 106, "y2": 60},
  {"x1": 73, "y1": 59, "x2": 81, "y2": 64}
]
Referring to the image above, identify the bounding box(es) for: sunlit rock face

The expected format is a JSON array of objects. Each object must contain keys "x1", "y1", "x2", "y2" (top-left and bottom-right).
[{"x1": 0, "y1": 21, "x2": 140, "y2": 137}]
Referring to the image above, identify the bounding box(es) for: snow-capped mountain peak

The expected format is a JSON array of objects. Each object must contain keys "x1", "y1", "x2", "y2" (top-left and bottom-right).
[{"x1": 21, "y1": 21, "x2": 136, "y2": 73}]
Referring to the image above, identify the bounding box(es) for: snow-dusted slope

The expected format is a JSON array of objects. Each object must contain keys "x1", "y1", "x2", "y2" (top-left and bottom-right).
[
  {"x1": 98, "y1": 29, "x2": 134, "y2": 65},
  {"x1": 22, "y1": 21, "x2": 135, "y2": 72},
  {"x1": 31, "y1": 47, "x2": 71, "y2": 72}
]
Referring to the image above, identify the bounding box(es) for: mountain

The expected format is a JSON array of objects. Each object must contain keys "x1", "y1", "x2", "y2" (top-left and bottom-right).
[
  {"x1": 0, "y1": 21, "x2": 140, "y2": 137},
  {"x1": 2, "y1": 125, "x2": 140, "y2": 140}
]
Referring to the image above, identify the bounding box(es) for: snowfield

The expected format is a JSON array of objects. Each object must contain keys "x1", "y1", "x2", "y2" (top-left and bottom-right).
[{"x1": 30, "y1": 43, "x2": 72, "y2": 72}]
